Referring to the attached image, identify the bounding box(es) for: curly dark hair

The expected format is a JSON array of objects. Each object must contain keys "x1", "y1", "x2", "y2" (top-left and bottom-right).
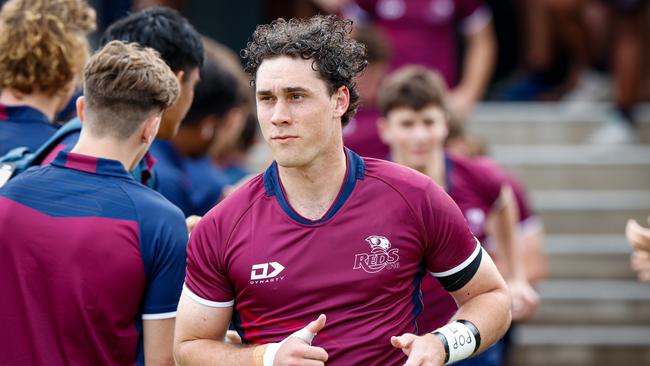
[{"x1": 242, "y1": 15, "x2": 367, "y2": 126}]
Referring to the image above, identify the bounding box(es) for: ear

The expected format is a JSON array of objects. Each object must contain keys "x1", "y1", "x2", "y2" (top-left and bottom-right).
[
  {"x1": 199, "y1": 116, "x2": 217, "y2": 141},
  {"x1": 175, "y1": 70, "x2": 186, "y2": 84},
  {"x1": 332, "y1": 86, "x2": 350, "y2": 120},
  {"x1": 76, "y1": 96, "x2": 85, "y2": 123},
  {"x1": 142, "y1": 115, "x2": 161, "y2": 145},
  {"x1": 377, "y1": 116, "x2": 391, "y2": 144}
]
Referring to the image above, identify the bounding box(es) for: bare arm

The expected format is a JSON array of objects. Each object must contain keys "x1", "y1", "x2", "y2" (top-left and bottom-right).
[
  {"x1": 310, "y1": 0, "x2": 352, "y2": 12},
  {"x1": 174, "y1": 293, "x2": 328, "y2": 366},
  {"x1": 173, "y1": 293, "x2": 254, "y2": 365},
  {"x1": 449, "y1": 250, "x2": 512, "y2": 352},
  {"x1": 490, "y1": 186, "x2": 524, "y2": 281},
  {"x1": 626, "y1": 217, "x2": 650, "y2": 282},
  {"x1": 450, "y1": 21, "x2": 496, "y2": 116},
  {"x1": 391, "y1": 252, "x2": 511, "y2": 365},
  {"x1": 489, "y1": 186, "x2": 539, "y2": 321},
  {"x1": 143, "y1": 318, "x2": 176, "y2": 366}
]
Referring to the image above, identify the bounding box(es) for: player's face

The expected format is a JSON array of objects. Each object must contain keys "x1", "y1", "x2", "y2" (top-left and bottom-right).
[
  {"x1": 380, "y1": 105, "x2": 448, "y2": 170},
  {"x1": 158, "y1": 67, "x2": 200, "y2": 140},
  {"x1": 255, "y1": 56, "x2": 345, "y2": 168}
]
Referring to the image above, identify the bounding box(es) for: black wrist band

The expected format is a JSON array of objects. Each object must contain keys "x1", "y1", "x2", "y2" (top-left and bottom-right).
[
  {"x1": 456, "y1": 319, "x2": 481, "y2": 353},
  {"x1": 432, "y1": 331, "x2": 450, "y2": 364}
]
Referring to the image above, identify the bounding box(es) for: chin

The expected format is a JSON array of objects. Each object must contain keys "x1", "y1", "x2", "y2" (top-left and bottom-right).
[
  {"x1": 275, "y1": 156, "x2": 306, "y2": 168},
  {"x1": 273, "y1": 149, "x2": 311, "y2": 168}
]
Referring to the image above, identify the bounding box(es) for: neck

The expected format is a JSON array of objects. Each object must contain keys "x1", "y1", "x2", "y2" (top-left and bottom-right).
[
  {"x1": 0, "y1": 89, "x2": 60, "y2": 122},
  {"x1": 71, "y1": 130, "x2": 143, "y2": 172},
  {"x1": 278, "y1": 144, "x2": 347, "y2": 221},
  {"x1": 395, "y1": 148, "x2": 447, "y2": 188},
  {"x1": 172, "y1": 127, "x2": 204, "y2": 158}
]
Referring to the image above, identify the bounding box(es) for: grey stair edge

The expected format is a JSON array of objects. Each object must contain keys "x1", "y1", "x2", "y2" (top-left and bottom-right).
[
  {"x1": 536, "y1": 280, "x2": 650, "y2": 300},
  {"x1": 490, "y1": 145, "x2": 650, "y2": 166},
  {"x1": 514, "y1": 325, "x2": 650, "y2": 346},
  {"x1": 545, "y1": 235, "x2": 630, "y2": 255},
  {"x1": 470, "y1": 102, "x2": 650, "y2": 124},
  {"x1": 531, "y1": 190, "x2": 650, "y2": 210}
]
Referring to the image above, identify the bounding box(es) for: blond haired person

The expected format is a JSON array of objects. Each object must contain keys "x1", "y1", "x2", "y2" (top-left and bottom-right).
[{"x1": 0, "y1": 0, "x2": 95, "y2": 154}]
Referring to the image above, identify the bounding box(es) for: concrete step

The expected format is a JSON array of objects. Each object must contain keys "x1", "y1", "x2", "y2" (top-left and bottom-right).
[
  {"x1": 510, "y1": 344, "x2": 650, "y2": 366},
  {"x1": 535, "y1": 279, "x2": 650, "y2": 301},
  {"x1": 490, "y1": 145, "x2": 650, "y2": 190},
  {"x1": 546, "y1": 254, "x2": 634, "y2": 279},
  {"x1": 514, "y1": 325, "x2": 650, "y2": 346},
  {"x1": 529, "y1": 280, "x2": 650, "y2": 325},
  {"x1": 545, "y1": 235, "x2": 630, "y2": 255},
  {"x1": 511, "y1": 325, "x2": 650, "y2": 365},
  {"x1": 531, "y1": 190, "x2": 650, "y2": 234},
  {"x1": 544, "y1": 235, "x2": 635, "y2": 279},
  {"x1": 529, "y1": 299, "x2": 650, "y2": 325},
  {"x1": 468, "y1": 102, "x2": 650, "y2": 145}
]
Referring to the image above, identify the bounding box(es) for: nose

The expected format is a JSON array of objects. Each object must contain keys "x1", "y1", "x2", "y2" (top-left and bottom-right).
[
  {"x1": 412, "y1": 123, "x2": 430, "y2": 143},
  {"x1": 270, "y1": 99, "x2": 291, "y2": 126}
]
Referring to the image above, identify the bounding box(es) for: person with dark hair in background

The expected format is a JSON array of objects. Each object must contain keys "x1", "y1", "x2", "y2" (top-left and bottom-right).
[
  {"x1": 151, "y1": 58, "x2": 246, "y2": 217},
  {"x1": 0, "y1": 0, "x2": 95, "y2": 155},
  {"x1": 213, "y1": 111, "x2": 259, "y2": 186},
  {"x1": 174, "y1": 15, "x2": 511, "y2": 366},
  {"x1": 0, "y1": 40, "x2": 186, "y2": 366},
  {"x1": 42, "y1": 6, "x2": 204, "y2": 189}
]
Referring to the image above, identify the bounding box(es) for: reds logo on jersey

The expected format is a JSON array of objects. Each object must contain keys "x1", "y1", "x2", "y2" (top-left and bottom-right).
[{"x1": 353, "y1": 235, "x2": 400, "y2": 274}]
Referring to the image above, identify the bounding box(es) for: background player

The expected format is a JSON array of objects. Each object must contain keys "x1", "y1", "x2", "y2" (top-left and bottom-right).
[
  {"x1": 627, "y1": 216, "x2": 650, "y2": 282},
  {"x1": 174, "y1": 15, "x2": 511, "y2": 366},
  {"x1": 152, "y1": 54, "x2": 250, "y2": 216},
  {"x1": 0, "y1": 41, "x2": 187, "y2": 365},
  {"x1": 41, "y1": 6, "x2": 204, "y2": 189},
  {"x1": 0, "y1": 0, "x2": 95, "y2": 155},
  {"x1": 377, "y1": 65, "x2": 539, "y2": 365}
]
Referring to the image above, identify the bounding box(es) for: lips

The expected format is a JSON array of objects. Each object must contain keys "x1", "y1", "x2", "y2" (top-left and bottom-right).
[{"x1": 272, "y1": 135, "x2": 298, "y2": 143}]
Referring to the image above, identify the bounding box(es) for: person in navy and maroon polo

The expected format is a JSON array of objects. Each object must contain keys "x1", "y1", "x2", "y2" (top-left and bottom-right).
[
  {"x1": 174, "y1": 15, "x2": 511, "y2": 366},
  {"x1": 0, "y1": 41, "x2": 187, "y2": 366}
]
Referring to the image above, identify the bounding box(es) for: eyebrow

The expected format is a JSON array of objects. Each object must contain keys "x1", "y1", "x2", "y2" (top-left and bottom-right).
[{"x1": 256, "y1": 86, "x2": 311, "y2": 96}]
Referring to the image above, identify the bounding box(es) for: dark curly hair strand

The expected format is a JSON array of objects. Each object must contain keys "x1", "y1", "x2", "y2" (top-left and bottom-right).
[{"x1": 242, "y1": 15, "x2": 367, "y2": 126}]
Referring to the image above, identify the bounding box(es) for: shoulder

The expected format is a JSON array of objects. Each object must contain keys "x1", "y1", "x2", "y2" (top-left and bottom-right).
[
  {"x1": 362, "y1": 157, "x2": 439, "y2": 197},
  {"x1": 200, "y1": 173, "x2": 266, "y2": 227},
  {"x1": 449, "y1": 153, "x2": 503, "y2": 182},
  {"x1": 119, "y1": 180, "x2": 186, "y2": 225}
]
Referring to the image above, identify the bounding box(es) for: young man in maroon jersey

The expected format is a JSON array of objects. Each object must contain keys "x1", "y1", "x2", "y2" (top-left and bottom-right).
[
  {"x1": 174, "y1": 15, "x2": 511, "y2": 366},
  {"x1": 377, "y1": 65, "x2": 540, "y2": 365}
]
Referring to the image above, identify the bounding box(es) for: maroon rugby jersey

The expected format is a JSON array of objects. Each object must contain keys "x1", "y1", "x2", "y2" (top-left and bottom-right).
[{"x1": 184, "y1": 149, "x2": 483, "y2": 365}]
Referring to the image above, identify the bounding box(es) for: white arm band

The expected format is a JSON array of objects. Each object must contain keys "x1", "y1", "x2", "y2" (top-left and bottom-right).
[
  {"x1": 432, "y1": 320, "x2": 481, "y2": 365},
  {"x1": 263, "y1": 327, "x2": 317, "y2": 366}
]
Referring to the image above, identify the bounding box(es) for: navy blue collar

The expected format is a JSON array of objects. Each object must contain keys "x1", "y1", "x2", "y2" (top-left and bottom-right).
[
  {"x1": 0, "y1": 104, "x2": 51, "y2": 124},
  {"x1": 51, "y1": 151, "x2": 133, "y2": 180},
  {"x1": 151, "y1": 140, "x2": 184, "y2": 168},
  {"x1": 444, "y1": 152, "x2": 454, "y2": 193},
  {"x1": 263, "y1": 148, "x2": 365, "y2": 225}
]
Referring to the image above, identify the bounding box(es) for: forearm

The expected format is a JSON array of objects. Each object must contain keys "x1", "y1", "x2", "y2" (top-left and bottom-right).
[
  {"x1": 493, "y1": 188, "x2": 526, "y2": 281},
  {"x1": 452, "y1": 286, "x2": 511, "y2": 353},
  {"x1": 455, "y1": 23, "x2": 496, "y2": 102},
  {"x1": 175, "y1": 339, "x2": 261, "y2": 366},
  {"x1": 310, "y1": 0, "x2": 351, "y2": 12}
]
